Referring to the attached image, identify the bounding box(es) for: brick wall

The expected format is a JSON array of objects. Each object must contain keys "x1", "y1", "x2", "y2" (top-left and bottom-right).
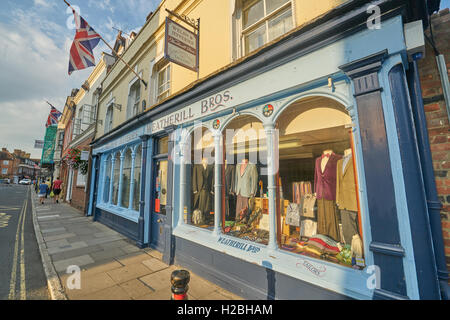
[
  {"x1": 67, "y1": 136, "x2": 93, "y2": 213},
  {"x1": 418, "y1": 8, "x2": 450, "y2": 275}
]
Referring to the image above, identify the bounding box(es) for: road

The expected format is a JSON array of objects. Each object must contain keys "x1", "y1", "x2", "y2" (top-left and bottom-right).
[{"x1": 0, "y1": 184, "x2": 49, "y2": 300}]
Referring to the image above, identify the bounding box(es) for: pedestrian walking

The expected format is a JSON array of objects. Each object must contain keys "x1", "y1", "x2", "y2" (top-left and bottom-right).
[
  {"x1": 52, "y1": 177, "x2": 63, "y2": 204},
  {"x1": 38, "y1": 181, "x2": 49, "y2": 205},
  {"x1": 45, "y1": 179, "x2": 51, "y2": 198}
]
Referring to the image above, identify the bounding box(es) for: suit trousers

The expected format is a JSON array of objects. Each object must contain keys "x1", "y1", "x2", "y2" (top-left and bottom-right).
[
  {"x1": 317, "y1": 199, "x2": 340, "y2": 242},
  {"x1": 340, "y1": 209, "x2": 359, "y2": 245},
  {"x1": 236, "y1": 194, "x2": 249, "y2": 221}
]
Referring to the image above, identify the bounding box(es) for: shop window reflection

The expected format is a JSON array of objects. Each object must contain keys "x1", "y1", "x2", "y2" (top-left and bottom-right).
[{"x1": 276, "y1": 96, "x2": 365, "y2": 269}]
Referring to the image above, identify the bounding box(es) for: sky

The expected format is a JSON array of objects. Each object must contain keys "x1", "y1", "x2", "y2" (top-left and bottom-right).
[
  {"x1": 0, "y1": 0, "x2": 161, "y2": 159},
  {"x1": 0, "y1": 0, "x2": 449, "y2": 160}
]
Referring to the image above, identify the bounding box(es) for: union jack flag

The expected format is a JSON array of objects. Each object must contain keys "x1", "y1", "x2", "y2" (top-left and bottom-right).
[
  {"x1": 68, "y1": 10, "x2": 101, "y2": 75},
  {"x1": 46, "y1": 106, "x2": 63, "y2": 128}
]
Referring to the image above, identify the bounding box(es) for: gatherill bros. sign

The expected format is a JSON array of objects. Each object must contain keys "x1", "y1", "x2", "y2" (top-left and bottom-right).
[{"x1": 148, "y1": 90, "x2": 233, "y2": 133}]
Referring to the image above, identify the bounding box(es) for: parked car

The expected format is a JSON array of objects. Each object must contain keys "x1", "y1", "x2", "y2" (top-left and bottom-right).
[
  {"x1": 0, "y1": 179, "x2": 10, "y2": 184},
  {"x1": 19, "y1": 179, "x2": 31, "y2": 185}
]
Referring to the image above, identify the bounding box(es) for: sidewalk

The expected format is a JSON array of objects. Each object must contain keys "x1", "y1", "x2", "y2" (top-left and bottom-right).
[{"x1": 31, "y1": 191, "x2": 243, "y2": 300}]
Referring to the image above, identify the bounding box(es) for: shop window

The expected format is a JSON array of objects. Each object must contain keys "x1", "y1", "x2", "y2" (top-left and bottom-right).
[
  {"x1": 221, "y1": 115, "x2": 269, "y2": 245},
  {"x1": 103, "y1": 155, "x2": 112, "y2": 203},
  {"x1": 157, "y1": 64, "x2": 171, "y2": 102},
  {"x1": 120, "y1": 148, "x2": 132, "y2": 208},
  {"x1": 275, "y1": 96, "x2": 365, "y2": 269},
  {"x1": 183, "y1": 127, "x2": 215, "y2": 229},
  {"x1": 127, "y1": 80, "x2": 141, "y2": 120},
  {"x1": 132, "y1": 145, "x2": 142, "y2": 211},
  {"x1": 112, "y1": 153, "x2": 121, "y2": 205},
  {"x1": 239, "y1": 0, "x2": 294, "y2": 56}
]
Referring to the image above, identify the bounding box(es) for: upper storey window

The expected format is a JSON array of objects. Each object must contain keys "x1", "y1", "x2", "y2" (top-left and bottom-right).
[{"x1": 241, "y1": 0, "x2": 294, "y2": 55}]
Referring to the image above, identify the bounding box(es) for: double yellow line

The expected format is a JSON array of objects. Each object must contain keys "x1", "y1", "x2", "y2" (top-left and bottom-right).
[{"x1": 8, "y1": 187, "x2": 29, "y2": 300}]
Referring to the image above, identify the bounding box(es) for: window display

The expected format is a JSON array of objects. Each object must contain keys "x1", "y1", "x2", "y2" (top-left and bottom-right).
[
  {"x1": 275, "y1": 97, "x2": 365, "y2": 269},
  {"x1": 221, "y1": 115, "x2": 269, "y2": 245},
  {"x1": 185, "y1": 127, "x2": 215, "y2": 228}
]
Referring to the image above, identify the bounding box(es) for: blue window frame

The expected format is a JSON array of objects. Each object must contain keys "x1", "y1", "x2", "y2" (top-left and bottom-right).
[{"x1": 98, "y1": 142, "x2": 143, "y2": 221}]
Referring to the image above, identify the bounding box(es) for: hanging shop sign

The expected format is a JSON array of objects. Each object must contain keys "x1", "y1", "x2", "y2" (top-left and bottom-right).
[
  {"x1": 165, "y1": 17, "x2": 198, "y2": 72},
  {"x1": 41, "y1": 126, "x2": 57, "y2": 164}
]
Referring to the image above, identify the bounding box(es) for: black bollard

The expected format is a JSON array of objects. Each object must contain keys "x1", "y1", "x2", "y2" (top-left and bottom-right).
[{"x1": 171, "y1": 270, "x2": 190, "y2": 300}]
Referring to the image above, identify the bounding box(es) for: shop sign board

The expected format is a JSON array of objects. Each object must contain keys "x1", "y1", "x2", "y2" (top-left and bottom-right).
[
  {"x1": 41, "y1": 126, "x2": 57, "y2": 164},
  {"x1": 165, "y1": 17, "x2": 198, "y2": 72}
]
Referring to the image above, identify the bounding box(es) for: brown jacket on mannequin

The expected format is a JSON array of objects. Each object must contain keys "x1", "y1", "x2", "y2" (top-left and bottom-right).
[{"x1": 336, "y1": 157, "x2": 358, "y2": 212}]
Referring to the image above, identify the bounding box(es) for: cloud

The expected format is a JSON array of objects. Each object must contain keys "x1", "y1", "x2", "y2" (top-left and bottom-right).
[
  {"x1": 34, "y1": 0, "x2": 55, "y2": 8},
  {"x1": 0, "y1": 8, "x2": 91, "y2": 158}
]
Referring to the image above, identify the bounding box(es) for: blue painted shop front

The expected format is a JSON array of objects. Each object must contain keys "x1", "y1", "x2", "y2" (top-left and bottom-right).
[{"x1": 88, "y1": 6, "x2": 446, "y2": 300}]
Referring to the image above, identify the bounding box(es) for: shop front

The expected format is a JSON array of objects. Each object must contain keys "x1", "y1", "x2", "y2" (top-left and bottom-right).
[
  {"x1": 88, "y1": 2, "x2": 445, "y2": 300},
  {"x1": 142, "y1": 13, "x2": 442, "y2": 299}
]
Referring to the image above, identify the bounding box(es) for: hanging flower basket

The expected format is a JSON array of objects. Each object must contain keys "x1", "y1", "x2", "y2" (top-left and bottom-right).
[{"x1": 64, "y1": 148, "x2": 89, "y2": 175}]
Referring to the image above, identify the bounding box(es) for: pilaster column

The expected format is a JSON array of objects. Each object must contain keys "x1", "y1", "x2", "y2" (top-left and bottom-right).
[
  {"x1": 264, "y1": 123, "x2": 277, "y2": 251},
  {"x1": 213, "y1": 130, "x2": 223, "y2": 236},
  {"x1": 137, "y1": 135, "x2": 149, "y2": 248}
]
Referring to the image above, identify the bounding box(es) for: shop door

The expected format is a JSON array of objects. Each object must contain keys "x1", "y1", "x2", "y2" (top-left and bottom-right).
[{"x1": 150, "y1": 137, "x2": 169, "y2": 252}]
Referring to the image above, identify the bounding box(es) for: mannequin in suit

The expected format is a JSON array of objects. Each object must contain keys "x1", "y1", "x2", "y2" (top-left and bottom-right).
[
  {"x1": 234, "y1": 158, "x2": 258, "y2": 221},
  {"x1": 336, "y1": 148, "x2": 359, "y2": 244},
  {"x1": 224, "y1": 160, "x2": 236, "y2": 220},
  {"x1": 192, "y1": 157, "x2": 214, "y2": 222},
  {"x1": 314, "y1": 149, "x2": 342, "y2": 241}
]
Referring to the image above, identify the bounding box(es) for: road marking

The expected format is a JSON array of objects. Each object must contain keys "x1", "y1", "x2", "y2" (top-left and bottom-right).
[
  {"x1": 8, "y1": 200, "x2": 25, "y2": 300},
  {"x1": 8, "y1": 189, "x2": 29, "y2": 300},
  {"x1": 0, "y1": 213, "x2": 12, "y2": 228},
  {"x1": 20, "y1": 190, "x2": 28, "y2": 300}
]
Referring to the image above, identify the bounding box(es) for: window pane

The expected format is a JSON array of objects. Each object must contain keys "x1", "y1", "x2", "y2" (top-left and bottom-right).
[
  {"x1": 222, "y1": 115, "x2": 268, "y2": 245},
  {"x1": 120, "y1": 149, "x2": 132, "y2": 208},
  {"x1": 244, "y1": 24, "x2": 266, "y2": 54},
  {"x1": 184, "y1": 127, "x2": 215, "y2": 229},
  {"x1": 103, "y1": 155, "x2": 111, "y2": 203},
  {"x1": 112, "y1": 153, "x2": 121, "y2": 205},
  {"x1": 158, "y1": 136, "x2": 169, "y2": 154},
  {"x1": 266, "y1": 0, "x2": 290, "y2": 14},
  {"x1": 243, "y1": 0, "x2": 264, "y2": 28},
  {"x1": 154, "y1": 160, "x2": 168, "y2": 215},
  {"x1": 268, "y1": 7, "x2": 293, "y2": 42},
  {"x1": 133, "y1": 145, "x2": 142, "y2": 211},
  {"x1": 276, "y1": 97, "x2": 365, "y2": 269}
]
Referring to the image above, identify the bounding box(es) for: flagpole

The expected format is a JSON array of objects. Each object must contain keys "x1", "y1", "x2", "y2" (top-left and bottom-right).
[{"x1": 63, "y1": 0, "x2": 148, "y2": 89}]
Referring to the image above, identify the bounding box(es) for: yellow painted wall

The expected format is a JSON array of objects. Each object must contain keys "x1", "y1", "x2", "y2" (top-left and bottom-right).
[
  {"x1": 95, "y1": 0, "x2": 345, "y2": 140},
  {"x1": 295, "y1": 0, "x2": 349, "y2": 26}
]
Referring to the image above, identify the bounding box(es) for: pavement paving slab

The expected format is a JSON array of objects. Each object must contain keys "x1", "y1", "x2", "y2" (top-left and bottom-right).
[{"x1": 30, "y1": 192, "x2": 243, "y2": 301}]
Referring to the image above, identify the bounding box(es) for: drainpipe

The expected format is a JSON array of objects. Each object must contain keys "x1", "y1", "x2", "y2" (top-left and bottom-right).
[{"x1": 407, "y1": 53, "x2": 449, "y2": 300}]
